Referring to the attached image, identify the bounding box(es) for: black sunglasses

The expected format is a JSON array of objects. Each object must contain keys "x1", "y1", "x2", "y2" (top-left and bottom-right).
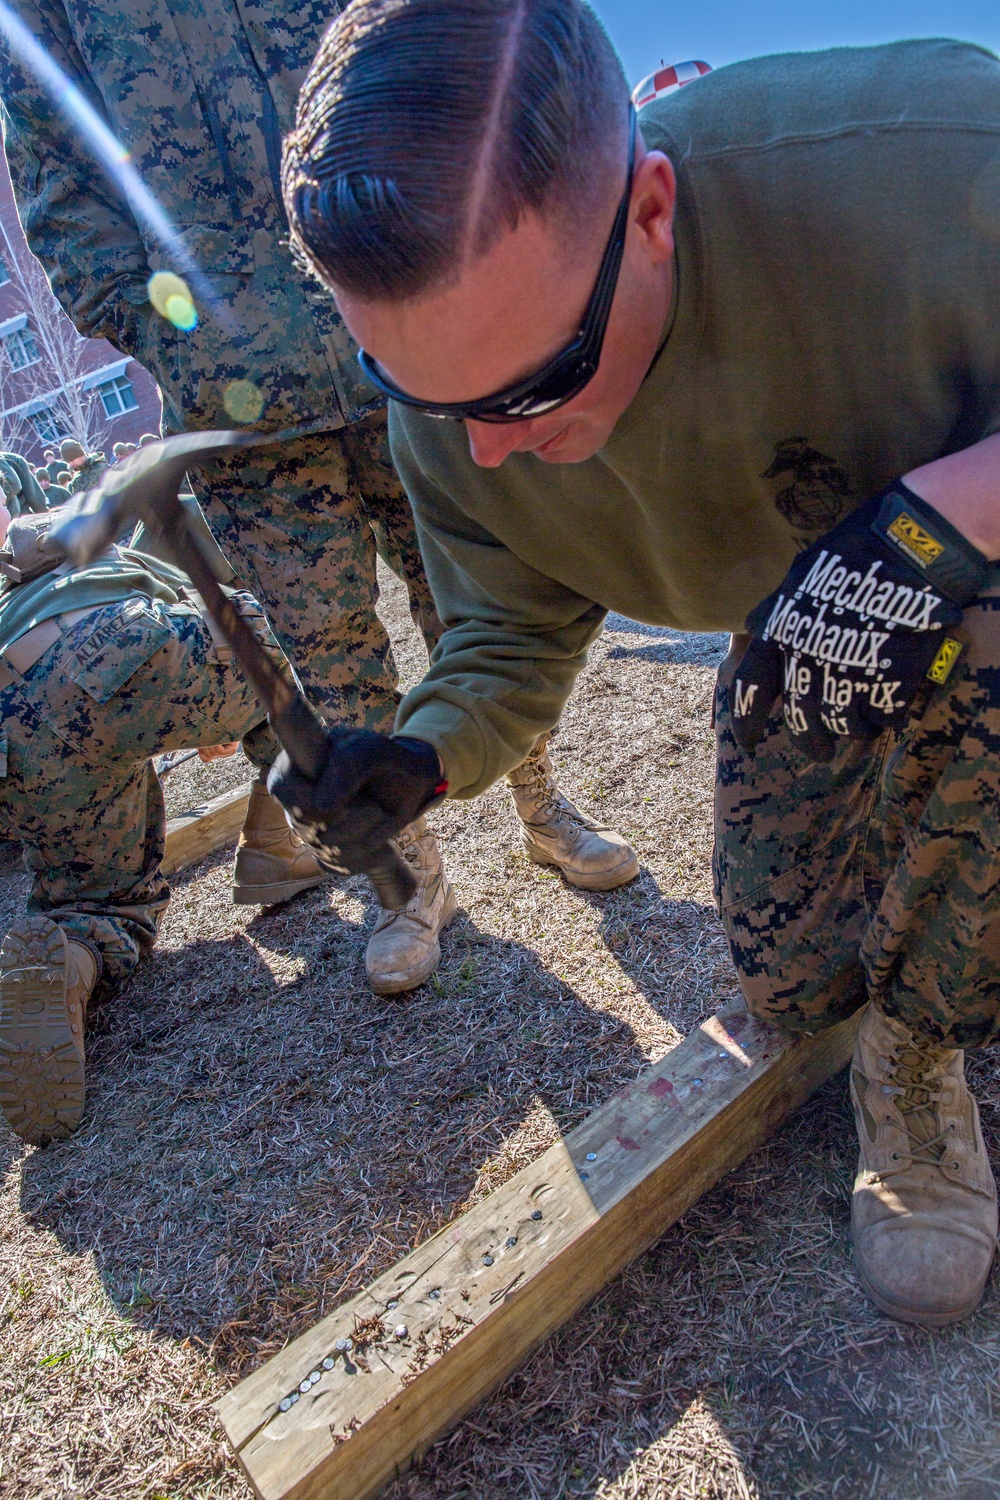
[{"x1": 357, "y1": 106, "x2": 637, "y2": 424}]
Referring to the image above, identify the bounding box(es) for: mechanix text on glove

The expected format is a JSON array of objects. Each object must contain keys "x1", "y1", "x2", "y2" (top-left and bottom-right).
[{"x1": 731, "y1": 481, "x2": 991, "y2": 759}]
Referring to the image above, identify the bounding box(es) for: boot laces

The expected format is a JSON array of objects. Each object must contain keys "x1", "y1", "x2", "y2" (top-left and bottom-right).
[
  {"x1": 396, "y1": 830, "x2": 421, "y2": 867},
  {"x1": 517, "y1": 750, "x2": 588, "y2": 825},
  {"x1": 395, "y1": 823, "x2": 431, "y2": 872},
  {"x1": 878, "y1": 1040, "x2": 956, "y2": 1179},
  {"x1": 521, "y1": 751, "x2": 561, "y2": 815}
]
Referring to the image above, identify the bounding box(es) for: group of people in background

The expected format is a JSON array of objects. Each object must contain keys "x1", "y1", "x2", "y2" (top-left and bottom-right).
[
  {"x1": 0, "y1": 0, "x2": 994, "y2": 1341},
  {"x1": 6, "y1": 431, "x2": 163, "y2": 514},
  {"x1": 0, "y1": 0, "x2": 642, "y2": 1155}
]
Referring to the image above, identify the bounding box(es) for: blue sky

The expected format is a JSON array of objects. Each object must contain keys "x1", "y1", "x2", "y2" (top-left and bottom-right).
[{"x1": 589, "y1": 0, "x2": 1000, "y2": 90}]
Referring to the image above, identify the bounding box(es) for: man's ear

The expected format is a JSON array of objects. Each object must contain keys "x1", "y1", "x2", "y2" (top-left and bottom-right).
[{"x1": 631, "y1": 150, "x2": 676, "y2": 266}]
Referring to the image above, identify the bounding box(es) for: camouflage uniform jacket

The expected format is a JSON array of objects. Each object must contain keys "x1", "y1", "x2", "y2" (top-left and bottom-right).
[
  {"x1": 0, "y1": 0, "x2": 381, "y2": 436},
  {"x1": 67, "y1": 453, "x2": 108, "y2": 494}
]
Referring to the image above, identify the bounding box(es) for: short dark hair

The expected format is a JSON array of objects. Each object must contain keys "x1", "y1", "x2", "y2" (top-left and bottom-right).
[{"x1": 284, "y1": 0, "x2": 629, "y2": 302}]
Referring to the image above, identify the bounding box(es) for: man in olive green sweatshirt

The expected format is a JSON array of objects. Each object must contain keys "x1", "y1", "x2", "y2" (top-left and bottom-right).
[{"x1": 274, "y1": 3, "x2": 1000, "y2": 1328}]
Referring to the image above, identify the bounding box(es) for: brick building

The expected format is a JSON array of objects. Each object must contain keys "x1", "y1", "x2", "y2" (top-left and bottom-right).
[{"x1": 0, "y1": 149, "x2": 160, "y2": 466}]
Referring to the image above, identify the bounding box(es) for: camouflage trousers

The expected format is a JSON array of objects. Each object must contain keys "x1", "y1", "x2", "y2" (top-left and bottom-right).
[
  {"x1": 192, "y1": 408, "x2": 444, "y2": 733},
  {"x1": 0, "y1": 595, "x2": 279, "y2": 989},
  {"x1": 714, "y1": 581, "x2": 1000, "y2": 1050}
]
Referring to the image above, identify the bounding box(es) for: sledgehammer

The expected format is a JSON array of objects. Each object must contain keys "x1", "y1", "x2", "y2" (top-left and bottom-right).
[{"x1": 45, "y1": 430, "x2": 416, "y2": 910}]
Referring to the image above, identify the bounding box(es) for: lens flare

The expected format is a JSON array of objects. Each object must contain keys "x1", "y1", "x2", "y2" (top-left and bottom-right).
[
  {"x1": 223, "y1": 379, "x2": 265, "y2": 424},
  {"x1": 165, "y1": 294, "x2": 198, "y2": 330},
  {"x1": 148, "y1": 271, "x2": 198, "y2": 330},
  {"x1": 0, "y1": 0, "x2": 224, "y2": 325}
]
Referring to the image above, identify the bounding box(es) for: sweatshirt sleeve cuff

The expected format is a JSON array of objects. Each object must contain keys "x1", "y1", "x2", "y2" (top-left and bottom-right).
[{"x1": 393, "y1": 698, "x2": 488, "y2": 799}]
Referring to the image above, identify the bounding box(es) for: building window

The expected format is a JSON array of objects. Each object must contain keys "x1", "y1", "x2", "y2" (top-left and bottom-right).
[
  {"x1": 4, "y1": 325, "x2": 40, "y2": 369},
  {"x1": 28, "y1": 406, "x2": 66, "y2": 443},
  {"x1": 97, "y1": 372, "x2": 138, "y2": 417},
  {"x1": 0, "y1": 258, "x2": 10, "y2": 286}
]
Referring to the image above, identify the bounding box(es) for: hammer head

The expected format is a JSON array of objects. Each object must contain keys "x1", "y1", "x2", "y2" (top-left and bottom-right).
[{"x1": 44, "y1": 429, "x2": 276, "y2": 567}]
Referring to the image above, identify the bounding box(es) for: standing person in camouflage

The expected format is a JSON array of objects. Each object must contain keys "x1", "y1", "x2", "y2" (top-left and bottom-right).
[
  {"x1": 278, "y1": 7, "x2": 1000, "y2": 1327},
  {"x1": 59, "y1": 438, "x2": 107, "y2": 494},
  {"x1": 0, "y1": 501, "x2": 323, "y2": 1145},
  {"x1": 0, "y1": 0, "x2": 638, "y2": 995}
]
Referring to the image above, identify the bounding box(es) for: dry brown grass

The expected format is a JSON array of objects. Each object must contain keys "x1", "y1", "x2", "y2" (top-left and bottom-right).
[{"x1": 1, "y1": 570, "x2": 998, "y2": 1500}]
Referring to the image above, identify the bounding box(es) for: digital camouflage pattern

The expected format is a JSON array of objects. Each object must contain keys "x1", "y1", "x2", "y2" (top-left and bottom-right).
[
  {"x1": 714, "y1": 579, "x2": 1000, "y2": 1049},
  {"x1": 194, "y1": 409, "x2": 444, "y2": 732},
  {"x1": 0, "y1": 0, "x2": 379, "y2": 436},
  {"x1": 67, "y1": 452, "x2": 108, "y2": 494},
  {"x1": 0, "y1": 0, "x2": 445, "y2": 737},
  {"x1": 0, "y1": 591, "x2": 280, "y2": 987}
]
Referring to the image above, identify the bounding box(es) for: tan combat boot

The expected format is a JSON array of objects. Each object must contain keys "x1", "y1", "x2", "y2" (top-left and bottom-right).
[
  {"x1": 0, "y1": 916, "x2": 98, "y2": 1144},
  {"x1": 233, "y1": 779, "x2": 326, "y2": 905},
  {"x1": 365, "y1": 818, "x2": 457, "y2": 995},
  {"x1": 850, "y1": 1003, "x2": 998, "y2": 1327},
  {"x1": 506, "y1": 736, "x2": 639, "y2": 891}
]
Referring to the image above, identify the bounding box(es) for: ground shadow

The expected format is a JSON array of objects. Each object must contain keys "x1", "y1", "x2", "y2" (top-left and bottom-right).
[
  {"x1": 16, "y1": 902, "x2": 647, "y2": 1368},
  {"x1": 386, "y1": 1068, "x2": 1000, "y2": 1500},
  {"x1": 603, "y1": 616, "x2": 727, "y2": 669},
  {"x1": 531, "y1": 862, "x2": 743, "y2": 1045},
  {"x1": 12, "y1": 822, "x2": 1000, "y2": 1497}
]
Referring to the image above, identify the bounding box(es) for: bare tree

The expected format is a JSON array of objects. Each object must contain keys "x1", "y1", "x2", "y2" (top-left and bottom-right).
[{"x1": 0, "y1": 249, "x2": 112, "y2": 455}]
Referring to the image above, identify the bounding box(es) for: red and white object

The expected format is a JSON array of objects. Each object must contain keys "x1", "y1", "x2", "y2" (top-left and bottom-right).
[{"x1": 632, "y1": 59, "x2": 712, "y2": 109}]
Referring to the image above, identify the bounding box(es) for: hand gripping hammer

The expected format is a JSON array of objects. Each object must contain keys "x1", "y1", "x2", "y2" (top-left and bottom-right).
[{"x1": 45, "y1": 430, "x2": 416, "y2": 910}]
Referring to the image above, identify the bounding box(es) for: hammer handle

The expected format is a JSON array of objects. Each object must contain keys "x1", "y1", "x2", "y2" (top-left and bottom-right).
[{"x1": 161, "y1": 494, "x2": 415, "y2": 910}]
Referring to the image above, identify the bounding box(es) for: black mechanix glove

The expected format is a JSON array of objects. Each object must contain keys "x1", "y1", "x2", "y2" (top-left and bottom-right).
[
  {"x1": 730, "y1": 481, "x2": 991, "y2": 761},
  {"x1": 267, "y1": 728, "x2": 447, "y2": 873}
]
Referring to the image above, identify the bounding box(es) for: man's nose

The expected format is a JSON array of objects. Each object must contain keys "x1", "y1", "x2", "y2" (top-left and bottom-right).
[{"x1": 465, "y1": 419, "x2": 527, "y2": 468}]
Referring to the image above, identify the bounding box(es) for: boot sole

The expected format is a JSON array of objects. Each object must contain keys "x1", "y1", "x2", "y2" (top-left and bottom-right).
[
  {"x1": 232, "y1": 873, "x2": 326, "y2": 906},
  {"x1": 367, "y1": 889, "x2": 459, "y2": 997},
  {"x1": 527, "y1": 847, "x2": 640, "y2": 892},
  {"x1": 0, "y1": 918, "x2": 84, "y2": 1145},
  {"x1": 856, "y1": 1259, "x2": 991, "y2": 1328}
]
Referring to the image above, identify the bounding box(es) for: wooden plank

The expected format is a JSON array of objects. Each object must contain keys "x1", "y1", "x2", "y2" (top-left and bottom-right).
[
  {"x1": 217, "y1": 1003, "x2": 860, "y2": 1500},
  {"x1": 161, "y1": 782, "x2": 251, "y2": 875}
]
